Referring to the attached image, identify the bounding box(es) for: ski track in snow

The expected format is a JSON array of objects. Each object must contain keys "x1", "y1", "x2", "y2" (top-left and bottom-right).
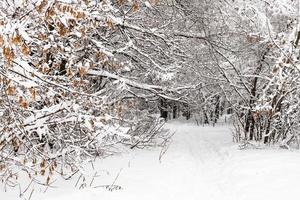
[{"x1": 3, "y1": 120, "x2": 300, "y2": 200}]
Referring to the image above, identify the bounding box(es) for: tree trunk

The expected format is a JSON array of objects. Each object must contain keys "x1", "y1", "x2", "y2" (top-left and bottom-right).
[
  {"x1": 159, "y1": 98, "x2": 168, "y2": 120},
  {"x1": 173, "y1": 102, "x2": 178, "y2": 119}
]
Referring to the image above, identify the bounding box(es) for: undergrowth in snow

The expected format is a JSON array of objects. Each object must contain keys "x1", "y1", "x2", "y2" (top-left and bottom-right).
[{"x1": 2, "y1": 120, "x2": 300, "y2": 200}]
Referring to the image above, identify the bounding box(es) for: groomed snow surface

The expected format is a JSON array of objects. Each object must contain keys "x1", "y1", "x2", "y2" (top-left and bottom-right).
[{"x1": 3, "y1": 119, "x2": 300, "y2": 200}]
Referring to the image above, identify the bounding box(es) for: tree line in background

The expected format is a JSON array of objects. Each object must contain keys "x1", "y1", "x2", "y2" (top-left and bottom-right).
[{"x1": 0, "y1": 0, "x2": 300, "y2": 187}]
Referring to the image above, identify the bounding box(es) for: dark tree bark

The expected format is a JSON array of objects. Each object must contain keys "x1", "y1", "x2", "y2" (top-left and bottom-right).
[
  {"x1": 160, "y1": 98, "x2": 168, "y2": 120},
  {"x1": 214, "y1": 96, "x2": 220, "y2": 123},
  {"x1": 245, "y1": 48, "x2": 269, "y2": 140},
  {"x1": 59, "y1": 59, "x2": 67, "y2": 75},
  {"x1": 182, "y1": 103, "x2": 191, "y2": 120},
  {"x1": 173, "y1": 102, "x2": 178, "y2": 119},
  {"x1": 264, "y1": 93, "x2": 284, "y2": 143}
]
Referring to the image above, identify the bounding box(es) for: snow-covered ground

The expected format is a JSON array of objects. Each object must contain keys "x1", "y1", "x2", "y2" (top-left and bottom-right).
[{"x1": 3, "y1": 120, "x2": 300, "y2": 200}]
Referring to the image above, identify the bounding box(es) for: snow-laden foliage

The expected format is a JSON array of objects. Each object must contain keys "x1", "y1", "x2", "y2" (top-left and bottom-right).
[
  {"x1": 223, "y1": 0, "x2": 300, "y2": 146},
  {"x1": 0, "y1": 0, "x2": 181, "y2": 186},
  {"x1": 185, "y1": 0, "x2": 300, "y2": 147},
  {"x1": 166, "y1": 0, "x2": 300, "y2": 147},
  {"x1": 2, "y1": 0, "x2": 300, "y2": 190}
]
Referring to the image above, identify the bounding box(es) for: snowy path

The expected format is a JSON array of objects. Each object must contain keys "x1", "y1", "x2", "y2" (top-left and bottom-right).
[{"x1": 3, "y1": 120, "x2": 300, "y2": 200}]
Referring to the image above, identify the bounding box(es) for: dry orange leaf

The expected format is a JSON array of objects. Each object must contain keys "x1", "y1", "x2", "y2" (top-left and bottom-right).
[
  {"x1": 0, "y1": 35, "x2": 4, "y2": 46},
  {"x1": 118, "y1": 0, "x2": 125, "y2": 6},
  {"x1": 78, "y1": 66, "x2": 87, "y2": 77},
  {"x1": 133, "y1": 1, "x2": 140, "y2": 12},
  {"x1": 107, "y1": 19, "x2": 114, "y2": 30},
  {"x1": 12, "y1": 33, "x2": 22, "y2": 45},
  {"x1": 36, "y1": 0, "x2": 48, "y2": 13},
  {"x1": 6, "y1": 84, "x2": 15, "y2": 96},
  {"x1": 3, "y1": 46, "x2": 15, "y2": 64},
  {"x1": 18, "y1": 96, "x2": 29, "y2": 109},
  {"x1": 58, "y1": 23, "x2": 68, "y2": 36},
  {"x1": 46, "y1": 176, "x2": 51, "y2": 185},
  {"x1": 21, "y1": 43, "x2": 30, "y2": 56},
  {"x1": 29, "y1": 87, "x2": 37, "y2": 101},
  {"x1": 40, "y1": 169, "x2": 46, "y2": 176}
]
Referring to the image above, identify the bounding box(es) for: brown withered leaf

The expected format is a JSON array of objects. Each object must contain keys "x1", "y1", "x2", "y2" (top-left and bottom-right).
[
  {"x1": 12, "y1": 33, "x2": 22, "y2": 45},
  {"x1": 3, "y1": 46, "x2": 15, "y2": 64},
  {"x1": 78, "y1": 66, "x2": 87, "y2": 77},
  {"x1": 0, "y1": 35, "x2": 4, "y2": 46},
  {"x1": 46, "y1": 176, "x2": 51, "y2": 185},
  {"x1": 21, "y1": 43, "x2": 30, "y2": 56},
  {"x1": 18, "y1": 96, "x2": 29, "y2": 109},
  {"x1": 132, "y1": 1, "x2": 140, "y2": 12},
  {"x1": 45, "y1": 7, "x2": 55, "y2": 19},
  {"x1": 6, "y1": 84, "x2": 15, "y2": 96},
  {"x1": 29, "y1": 87, "x2": 37, "y2": 101},
  {"x1": 40, "y1": 159, "x2": 46, "y2": 168},
  {"x1": 149, "y1": 0, "x2": 159, "y2": 6},
  {"x1": 58, "y1": 22, "x2": 68, "y2": 36},
  {"x1": 36, "y1": 0, "x2": 48, "y2": 13},
  {"x1": 107, "y1": 19, "x2": 115, "y2": 30},
  {"x1": 40, "y1": 169, "x2": 46, "y2": 176},
  {"x1": 75, "y1": 12, "x2": 85, "y2": 19},
  {"x1": 118, "y1": 0, "x2": 125, "y2": 6}
]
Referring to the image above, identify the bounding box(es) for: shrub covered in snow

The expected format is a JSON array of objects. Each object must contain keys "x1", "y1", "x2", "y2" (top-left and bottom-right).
[{"x1": 0, "y1": 0, "x2": 177, "y2": 186}]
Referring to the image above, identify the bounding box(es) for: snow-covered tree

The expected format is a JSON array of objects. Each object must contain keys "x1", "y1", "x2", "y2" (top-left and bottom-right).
[{"x1": 0, "y1": 0, "x2": 183, "y2": 185}]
